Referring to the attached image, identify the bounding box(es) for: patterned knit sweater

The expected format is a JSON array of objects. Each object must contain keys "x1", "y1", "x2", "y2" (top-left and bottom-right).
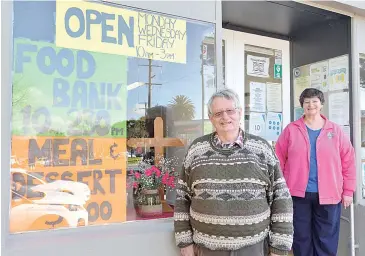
[{"x1": 174, "y1": 131, "x2": 293, "y2": 255}]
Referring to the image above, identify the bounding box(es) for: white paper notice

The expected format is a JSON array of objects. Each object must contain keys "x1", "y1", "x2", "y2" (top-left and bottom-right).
[
  {"x1": 361, "y1": 87, "x2": 365, "y2": 110},
  {"x1": 249, "y1": 112, "x2": 266, "y2": 137},
  {"x1": 310, "y1": 61, "x2": 328, "y2": 92},
  {"x1": 266, "y1": 112, "x2": 283, "y2": 141},
  {"x1": 341, "y1": 125, "x2": 351, "y2": 139},
  {"x1": 266, "y1": 83, "x2": 282, "y2": 112},
  {"x1": 329, "y1": 55, "x2": 349, "y2": 91},
  {"x1": 329, "y1": 92, "x2": 349, "y2": 125},
  {"x1": 294, "y1": 75, "x2": 310, "y2": 108},
  {"x1": 247, "y1": 55, "x2": 270, "y2": 78},
  {"x1": 250, "y1": 82, "x2": 266, "y2": 112}
]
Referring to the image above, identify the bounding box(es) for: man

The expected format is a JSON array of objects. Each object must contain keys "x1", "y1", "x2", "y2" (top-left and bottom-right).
[{"x1": 174, "y1": 89, "x2": 293, "y2": 256}]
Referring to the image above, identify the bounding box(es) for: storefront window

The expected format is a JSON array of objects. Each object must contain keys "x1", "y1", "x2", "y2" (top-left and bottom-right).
[{"x1": 11, "y1": 0, "x2": 216, "y2": 233}]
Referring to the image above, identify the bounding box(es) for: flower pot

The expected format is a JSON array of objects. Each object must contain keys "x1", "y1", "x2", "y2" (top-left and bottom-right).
[{"x1": 137, "y1": 189, "x2": 163, "y2": 217}]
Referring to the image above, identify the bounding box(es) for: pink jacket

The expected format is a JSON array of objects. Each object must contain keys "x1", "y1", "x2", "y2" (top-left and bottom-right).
[{"x1": 275, "y1": 115, "x2": 356, "y2": 204}]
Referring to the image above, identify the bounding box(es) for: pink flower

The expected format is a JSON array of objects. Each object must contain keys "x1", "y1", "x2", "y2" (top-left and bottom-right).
[
  {"x1": 162, "y1": 173, "x2": 169, "y2": 184},
  {"x1": 151, "y1": 166, "x2": 159, "y2": 172},
  {"x1": 134, "y1": 172, "x2": 141, "y2": 179},
  {"x1": 168, "y1": 176, "x2": 175, "y2": 185},
  {"x1": 145, "y1": 168, "x2": 153, "y2": 177},
  {"x1": 147, "y1": 166, "x2": 161, "y2": 177},
  {"x1": 133, "y1": 182, "x2": 139, "y2": 188},
  {"x1": 155, "y1": 169, "x2": 161, "y2": 177},
  {"x1": 164, "y1": 176, "x2": 175, "y2": 188}
]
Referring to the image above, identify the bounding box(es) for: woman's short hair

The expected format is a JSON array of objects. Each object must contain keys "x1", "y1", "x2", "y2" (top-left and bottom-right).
[
  {"x1": 207, "y1": 89, "x2": 242, "y2": 115},
  {"x1": 299, "y1": 88, "x2": 325, "y2": 108}
]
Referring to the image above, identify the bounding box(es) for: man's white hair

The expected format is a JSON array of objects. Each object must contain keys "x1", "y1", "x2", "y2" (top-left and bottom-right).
[{"x1": 207, "y1": 89, "x2": 242, "y2": 116}]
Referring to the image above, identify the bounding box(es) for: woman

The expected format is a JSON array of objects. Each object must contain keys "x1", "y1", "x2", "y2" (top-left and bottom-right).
[{"x1": 275, "y1": 88, "x2": 356, "y2": 256}]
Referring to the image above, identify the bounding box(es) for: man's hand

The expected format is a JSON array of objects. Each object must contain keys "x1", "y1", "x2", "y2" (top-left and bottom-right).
[
  {"x1": 342, "y1": 195, "x2": 353, "y2": 209},
  {"x1": 180, "y1": 244, "x2": 194, "y2": 256}
]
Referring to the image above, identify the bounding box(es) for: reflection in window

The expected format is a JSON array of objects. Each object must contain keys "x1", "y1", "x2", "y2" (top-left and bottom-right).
[{"x1": 11, "y1": 0, "x2": 216, "y2": 233}]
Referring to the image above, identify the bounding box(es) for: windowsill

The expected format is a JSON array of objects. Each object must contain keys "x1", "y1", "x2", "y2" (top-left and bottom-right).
[{"x1": 6, "y1": 217, "x2": 175, "y2": 246}]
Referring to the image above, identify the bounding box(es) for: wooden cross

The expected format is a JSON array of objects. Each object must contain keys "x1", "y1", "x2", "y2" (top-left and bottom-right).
[
  {"x1": 127, "y1": 117, "x2": 185, "y2": 207},
  {"x1": 127, "y1": 117, "x2": 185, "y2": 164}
]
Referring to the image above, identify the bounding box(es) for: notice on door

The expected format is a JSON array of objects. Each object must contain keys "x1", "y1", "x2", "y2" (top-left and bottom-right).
[
  {"x1": 266, "y1": 112, "x2": 282, "y2": 141},
  {"x1": 247, "y1": 55, "x2": 270, "y2": 78},
  {"x1": 250, "y1": 82, "x2": 266, "y2": 112},
  {"x1": 249, "y1": 112, "x2": 266, "y2": 138},
  {"x1": 329, "y1": 92, "x2": 349, "y2": 125},
  {"x1": 266, "y1": 83, "x2": 282, "y2": 112}
]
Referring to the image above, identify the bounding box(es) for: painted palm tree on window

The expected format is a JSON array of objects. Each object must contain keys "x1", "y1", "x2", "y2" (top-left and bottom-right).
[{"x1": 168, "y1": 95, "x2": 195, "y2": 121}]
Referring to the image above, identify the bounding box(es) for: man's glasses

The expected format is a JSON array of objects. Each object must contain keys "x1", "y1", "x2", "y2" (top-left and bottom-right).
[{"x1": 211, "y1": 108, "x2": 238, "y2": 118}]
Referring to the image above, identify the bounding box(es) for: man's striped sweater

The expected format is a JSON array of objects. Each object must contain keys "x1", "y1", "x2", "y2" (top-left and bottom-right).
[{"x1": 174, "y1": 131, "x2": 293, "y2": 255}]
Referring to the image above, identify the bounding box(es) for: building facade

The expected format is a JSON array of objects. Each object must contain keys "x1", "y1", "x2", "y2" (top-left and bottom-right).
[{"x1": 2, "y1": 1, "x2": 365, "y2": 255}]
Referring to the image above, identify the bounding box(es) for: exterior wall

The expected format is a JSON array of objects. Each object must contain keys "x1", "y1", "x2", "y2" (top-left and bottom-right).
[{"x1": 1, "y1": 1, "x2": 220, "y2": 256}]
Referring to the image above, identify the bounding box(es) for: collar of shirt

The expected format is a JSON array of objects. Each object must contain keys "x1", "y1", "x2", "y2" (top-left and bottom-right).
[{"x1": 213, "y1": 129, "x2": 244, "y2": 149}]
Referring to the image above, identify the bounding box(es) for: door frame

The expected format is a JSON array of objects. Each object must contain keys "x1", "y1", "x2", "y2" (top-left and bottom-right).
[{"x1": 222, "y1": 29, "x2": 291, "y2": 130}]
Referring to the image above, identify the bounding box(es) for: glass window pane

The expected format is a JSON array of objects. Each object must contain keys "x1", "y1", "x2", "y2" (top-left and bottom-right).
[{"x1": 11, "y1": 0, "x2": 216, "y2": 233}]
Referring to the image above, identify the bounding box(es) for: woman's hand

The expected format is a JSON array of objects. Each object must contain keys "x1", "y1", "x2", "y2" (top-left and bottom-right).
[{"x1": 342, "y1": 195, "x2": 353, "y2": 209}]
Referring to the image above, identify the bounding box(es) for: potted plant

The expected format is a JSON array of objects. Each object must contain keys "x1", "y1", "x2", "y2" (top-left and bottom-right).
[{"x1": 128, "y1": 156, "x2": 179, "y2": 217}]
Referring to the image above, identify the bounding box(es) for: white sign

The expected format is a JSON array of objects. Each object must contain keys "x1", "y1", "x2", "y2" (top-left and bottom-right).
[
  {"x1": 275, "y1": 50, "x2": 282, "y2": 65},
  {"x1": 329, "y1": 92, "x2": 349, "y2": 125},
  {"x1": 310, "y1": 61, "x2": 328, "y2": 92},
  {"x1": 294, "y1": 75, "x2": 310, "y2": 108},
  {"x1": 249, "y1": 112, "x2": 266, "y2": 137},
  {"x1": 266, "y1": 83, "x2": 282, "y2": 112},
  {"x1": 266, "y1": 112, "x2": 282, "y2": 141},
  {"x1": 250, "y1": 82, "x2": 266, "y2": 112},
  {"x1": 329, "y1": 55, "x2": 348, "y2": 91},
  {"x1": 133, "y1": 103, "x2": 146, "y2": 115},
  {"x1": 341, "y1": 125, "x2": 351, "y2": 139},
  {"x1": 361, "y1": 87, "x2": 365, "y2": 110},
  {"x1": 247, "y1": 55, "x2": 270, "y2": 78}
]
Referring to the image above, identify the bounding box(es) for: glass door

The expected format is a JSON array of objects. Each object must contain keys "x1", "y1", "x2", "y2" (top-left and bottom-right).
[{"x1": 222, "y1": 29, "x2": 290, "y2": 147}]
